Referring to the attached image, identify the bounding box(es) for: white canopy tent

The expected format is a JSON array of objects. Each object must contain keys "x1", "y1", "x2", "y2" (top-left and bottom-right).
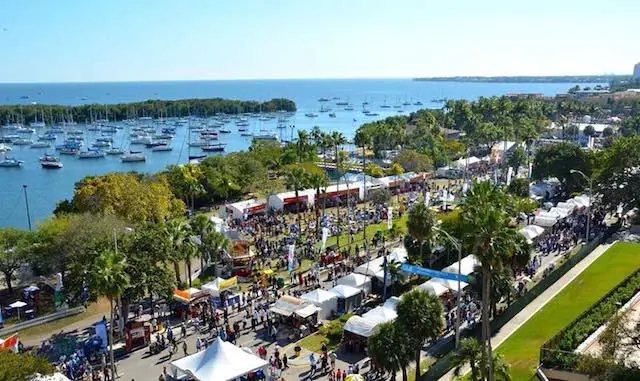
[
  {"x1": 267, "y1": 189, "x2": 317, "y2": 211},
  {"x1": 555, "y1": 202, "x2": 575, "y2": 213},
  {"x1": 435, "y1": 255, "x2": 479, "y2": 290},
  {"x1": 171, "y1": 337, "x2": 268, "y2": 381},
  {"x1": 534, "y1": 212, "x2": 558, "y2": 227},
  {"x1": 336, "y1": 273, "x2": 372, "y2": 295},
  {"x1": 343, "y1": 315, "x2": 378, "y2": 338},
  {"x1": 300, "y1": 289, "x2": 339, "y2": 320},
  {"x1": 362, "y1": 305, "x2": 397, "y2": 325},
  {"x1": 548, "y1": 207, "x2": 569, "y2": 219},
  {"x1": 269, "y1": 295, "x2": 309, "y2": 317},
  {"x1": 329, "y1": 284, "x2": 362, "y2": 313},
  {"x1": 226, "y1": 199, "x2": 267, "y2": 219},
  {"x1": 419, "y1": 279, "x2": 450, "y2": 297},
  {"x1": 354, "y1": 247, "x2": 408, "y2": 277},
  {"x1": 519, "y1": 224, "x2": 545, "y2": 243}
]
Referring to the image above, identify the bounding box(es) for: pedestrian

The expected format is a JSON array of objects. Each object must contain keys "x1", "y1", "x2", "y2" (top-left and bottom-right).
[
  {"x1": 309, "y1": 353, "x2": 317, "y2": 377},
  {"x1": 196, "y1": 337, "x2": 202, "y2": 352},
  {"x1": 180, "y1": 322, "x2": 187, "y2": 338},
  {"x1": 271, "y1": 325, "x2": 277, "y2": 342},
  {"x1": 282, "y1": 354, "x2": 288, "y2": 369},
  {"x1": 329, "y1": 351, "x2": 337, "y2": 370},
  {"x1": 182, "y1": 341, "x2": 188, "y2": 357}
]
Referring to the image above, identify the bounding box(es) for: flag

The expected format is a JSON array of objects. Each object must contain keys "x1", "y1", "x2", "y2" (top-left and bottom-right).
[
  {"x1": 0, "y1": 334, "x2": 18, "y2": 351},
  {"x1": 287, "y1": 244, "x2": 295, "y2": 272},
  {"x1": 321, "y1": 227, "x2": 329, "y2": 251},
  {"x1": 387, "y1": 207, "x2": 393, "y2": 230}
]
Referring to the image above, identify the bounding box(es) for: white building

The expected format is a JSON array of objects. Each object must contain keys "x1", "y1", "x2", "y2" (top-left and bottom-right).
[{"x1": 634, "y1": 62, "x2": 640, "y2": 78}]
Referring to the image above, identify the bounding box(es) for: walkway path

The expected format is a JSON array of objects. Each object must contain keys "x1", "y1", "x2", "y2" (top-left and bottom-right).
[{"x1": 439, "y1": 241, "x2": 615, "y2": 380}]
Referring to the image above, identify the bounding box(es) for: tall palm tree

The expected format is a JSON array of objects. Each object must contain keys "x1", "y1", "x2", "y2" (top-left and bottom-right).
[
  {"x1": 202, "y1": 229, "x2": 230, "y2": 277},
  {"x1": 284, "y1": 167, "x2": 309, "y2": 228},
  {"x1": 165, "y1": 220, "x2": 187, "y2": 285},
  {"x1": 396, "y1": 289, "x2": 444, "y2": 381},
  {"x1": 451, "y1": 338, "x2": 483, "y2": 380},
  {"x1": 460, "y1": 181, "x2": 523, "y2": 381},
  {"x1": 181, "y1": 233, "x2": 198, "y2": 288},
  {"x1": 330, "y1": 131, "x2": 347, "y2": 247},
  {"x1": 368, "y1": 321, "x2": 413, "y2": 381},
  {"x1": 406, "y1": 201, "x2": 438, "y2": 267},
  {"x1": 354, "y1": 130, "x2": 372, "y2": 244},
  {"x1": 310, "y1": 126, "x2": 323, "y2": 147},
  {"x1": 296, "y1": 129, "x2": 310, "y2": 162},
  {"x1": 189, "y1": 213, "x2": 214, "y2": 272},
  {"x1": 307, "y1": 171, "x2": 329, "y2": 238},
  {"x1": 91, "y1": 250, "x2": 130, "y2": 380}
]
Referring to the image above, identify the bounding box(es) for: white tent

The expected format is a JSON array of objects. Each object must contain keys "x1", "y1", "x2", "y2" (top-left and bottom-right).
[
  {"x1": 29, "y1": 373, "x2": 72, "y2": 381},
  {"x1": 419, "y1": 279, "x2": 449, "y2": 296},
  {"x1": 329, "y1": 284, "x2": 362, "y2": 312},
  {"x1": 548, "y1": 207, "x2": 569, "y2": 219},
  {"x1": 295, "y1": 304, "x2": 322, "y2": 319},
  {"x1": 336, "y1": 273, "x2": 372, "y2": 295},
  {"x1": 300, "y1": 289, "x2": 338, "y2": 320},
  {"x1": 555, "y1": 202, "x2": 575, "y2": 213},
  {"x1": 436, "y1": 255, "x2": 479, "y2": 290},
  {"x1": 226, "y1": 199, "x2": 266, "y2": 219},
  {"x1": 201, "y1": 277, "x2": 237, "y2": 297},
  {"x1": 329, "y1": 284, "x2": 360, "y2": 299},
  {"x1": 383, "y1": 296, "x2": 401, "y2": 310},
  {"x1": 267, "y1": 189, "x2": 317, "y2": 211},
  {"x1": 354, "y1": 247, "x2": 408, "y2": 277},
  {"x1": 574, "y1": 195, "x2": 591, "y2": 208},
  {"x1": 269, "y1": 295, "x2": 309, "y2": 317},
  {"x1": 519, "y1": 225, "x2": 545, "y2": 243},
  {"x1": 343, "y1": 315, "x2": 377, "y2": 338},
  {"x1": 362, "y1": 306, "x2": 397, "y2": 325},
  {"x1": 534, "y1": 212, "x2": 558, "y2": 227},
  {"x1": 171, "y1": 337, "x2": 268, "y2": 381}
]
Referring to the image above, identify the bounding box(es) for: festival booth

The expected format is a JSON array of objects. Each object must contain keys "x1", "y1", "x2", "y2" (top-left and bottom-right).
[
  {"x1": 336, "y1": 273, "x2": 372, "y2": 296},
  {"x1": 268, "y1": 189, "x2": 316, "y2": 212},
  {"x1": 343, "y1": 315, "x2": 377, "y2": 352},
  {"x1": 530, "y1": 179, "x2": 561, "y2": 200},
  {"x1": 354, "y1": 247, "x2": 408, "y2": 291},
  {"x1": 419, "y1": 279, "x2": 450, "y2": 297},
  {"x1": 452, "y1": 156, "x2": 481, "y2": 170},
  {"x1": 223, "y1": 240, "x2": 256, "y2": 278},
  {"x1": 344, "y1": 173, "x2": 385, "y2": 192},
  {"x1": 172, "y1": 288, "x2": 209, "y2": 320},
  {"x1": 171, "y1": 337, "x2": 268, "y2": 381},
  {"x1": 269, "y1": 295, "x2": 318, "y2": 336},
  {"x1": 519, "y1": 224, "x2": 545, "y2": 244},
  {"x1": 534, "y1": 211, "x2": 559, "y2": 227},
  {"x1": 434, "y1": 255, "x2": 479, "y2": 291},
  {"x1": 123, "y1": 320, "x2": 151, "y2": 352},
  {"x1": 30, "y1": 373, "x2": 72, "y2": 381},
  {"x1": 300, "y1": 289, "x2": 339, "y2": 320},
  {"x1": 329, "y1": 285, "x2": 362, "y2": 313},
  {"x1": 226, "y1": 199, "x2": 267, "y2": 220},
  {"x1": 317, "y1": 182, "x2": 363, "y2": 207},
  {"x1": 202, "y1": 277, "x2": 240, "y2": 308},
  {"x1": 361, "y1": 297, "x2": 400, "y2": 325}
]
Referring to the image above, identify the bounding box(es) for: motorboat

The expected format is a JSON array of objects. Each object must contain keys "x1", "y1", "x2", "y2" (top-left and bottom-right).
[
  {"x1": 413, "y1": 101, "x2": 423, "y2": 106},
  {"x1": 238, "y1": 128, "x2": 248, "y2": 132},
  {"x1": 92, "y1": 141, "x2": 111, "y2": 148},
  {"x1": 152, "y1": 144, "x2": 172, "y2": 151},
  {"x1": 0, "y1": 157, "x2": 23, "y2": 167},
  {"x1": 344, "y1": 106, "x2": 354, "y2": 111},
  {"x1": 320, "y1": 105, "x2": 331, "y2": 113},
  {"x1": 189, "y1": 141, "x2": 208, "y2": 147},
  {"x1": 0, "y1": 144, "x2": 12, "y2": 153},
  {"x1": 59, "y1": 147, "x2": 79, "y2": 155},
  {"x1": 329, "y1": 113, "x2": 336, "y2": 118},
  {"x1": 78, "y1": 149, "x2": 105, "y2": 159},
  {"x1": 40, "y1": 154, "x2": 63, "y2": 169},
  {"x1": 219, "y1": 129, "x2": 231, "y2": 133},
  {"x1": 201, "y1": 143, "x2": 226, "y2": 152},
  {"x1": 402, "y1": 101, "x2": 411, "y2": 106},
  {"x1": 305, "y1": 112, "x2": 318, "y2": 118},
  {"x1": 131, "y1": 137, "x2": 152, "y2": 145},
  {"x1": 253, "y1": 131, "x2": 279, "y2": 141},
  {"x1": 30, "y1": 142, "x2": 50, "y2": 149},
  {"x1": 106, "y1": 147, "x2": 125, "y2": 155},
  {"x1": 121, "y1": 152, "x2": 146, "y2": 162},
  {"x1": 12, "y1": 138, "x2": 32, "y2": 146},
  {"x1": 318, "y1": 97, "x2": 330, "y2": 102}
]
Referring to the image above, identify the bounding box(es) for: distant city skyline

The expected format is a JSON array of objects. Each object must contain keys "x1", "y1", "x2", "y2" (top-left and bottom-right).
[{"x1": 0, "y1": 0, "x2": 639, "y2": 83}]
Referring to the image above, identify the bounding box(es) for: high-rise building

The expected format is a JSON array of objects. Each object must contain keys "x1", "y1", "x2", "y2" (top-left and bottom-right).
[{"x1": 634, "y1": 62, "x2": 640, "y2": 78}]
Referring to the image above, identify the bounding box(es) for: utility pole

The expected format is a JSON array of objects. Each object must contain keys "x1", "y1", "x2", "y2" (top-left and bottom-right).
[{"x1": 22, "y1": 185, "x2": 32, "y2": 231}]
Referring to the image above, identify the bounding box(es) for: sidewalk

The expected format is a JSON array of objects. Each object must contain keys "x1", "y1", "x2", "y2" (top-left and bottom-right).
[{"x1": 439, "y1": 242, "x2": 615, "y2": 380}]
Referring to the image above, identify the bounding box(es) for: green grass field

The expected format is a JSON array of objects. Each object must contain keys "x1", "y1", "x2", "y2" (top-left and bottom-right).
[{"x1": 498, "y1": 241, "x2": 640, "y2": 380}]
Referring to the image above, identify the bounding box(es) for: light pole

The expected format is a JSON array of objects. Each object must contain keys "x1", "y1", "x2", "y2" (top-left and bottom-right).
[
  {"x1": 570, "y1": 169, "x2": 593, "y2": 242},
  {"x1": 22, "y1": 185, "x2": 32, "y2": 231},
  {"x1": 436, "y1": 227, "x2": 463, "y2": 348}
]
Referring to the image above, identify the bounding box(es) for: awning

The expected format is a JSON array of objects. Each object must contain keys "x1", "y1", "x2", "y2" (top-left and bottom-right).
[
  {"x1": 295, "y1": 304, "x2": 321, "y2": 318},
  {"x1": 269, "y1": 295, "x2": 308, "y2": 317}
]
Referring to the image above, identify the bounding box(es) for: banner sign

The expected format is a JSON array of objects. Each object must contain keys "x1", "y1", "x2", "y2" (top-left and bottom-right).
[
  {"x1": 287, "y1": 244, "x2": 295, "y2": 272},
  {"x1": 400, "y1": 263, "x2": 471, "y2": 283}
]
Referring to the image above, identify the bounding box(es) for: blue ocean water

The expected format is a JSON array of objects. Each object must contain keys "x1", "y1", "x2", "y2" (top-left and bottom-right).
[{"x1": 0, "y1": 79, "x2": 583, "y2": 229}]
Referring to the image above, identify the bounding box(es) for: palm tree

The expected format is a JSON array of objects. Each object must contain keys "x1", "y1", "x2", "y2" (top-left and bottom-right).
[
  {"x1": 190, "y1": 213, "x2": 213, "y2": 272},
  {"x1": 451, "y1": 338, "x2": 483, "y2": 380},
  {"x1": 181, "y1": 233, "x2": 198, "y2": 288},
  {"x1": 486, "y1": 353, "x2": 512, "y2": 381},
  {"x1": 460, "y1": 181, "x2": 523, "y2": 381},
  {"x1": 330, "y1": 131, "x2": 347, "y2": 247},
  {"x1": 165, "y1": 220, "x2": 187, "y2": 285},
  {"x1": 368, "y1": 321, "x2": 413, "y2": 381},
  {"x1": 296, "y1": 129, "x2": 310, "y2": 161},
  {"x1": 396, "y1": 289, "x2": 444, "y2": 381},
  {"x1": 406, "y1": 201, "x2": 438, "y2": 267},
  {"x1": 91, "y1": 250, "x2": 130, "y2": 380},
  {"x1": 310, "y1": 126, "x2": 322, "y2": 147},
  {"x1": 284, "y1": 167, "x2": 309, "y2": 228},
  {"x1": 307, "y1": 171, "x2": 329, "y2": 238},
  {"x1": 202, "y1": 229, "x2": 230, "y2": 277}
]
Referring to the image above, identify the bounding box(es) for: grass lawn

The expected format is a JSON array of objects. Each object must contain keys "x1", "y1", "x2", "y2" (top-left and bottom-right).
[
  {"x1": 298, "y1": 313, "x2": 353, "y2": 353},
  {"x1": 18, "y1": 298, "x2": 111, "y2": 343},
  {"x1": 498, "y1": 241, "x2": 640, "y2": 380}
]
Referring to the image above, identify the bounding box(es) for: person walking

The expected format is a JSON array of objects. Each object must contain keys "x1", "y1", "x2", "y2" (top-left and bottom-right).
[
  {"x1": 329, "y1": 351, "x2": 337, "y2": 370},
  {"x1": 182, "y1": 341, "x2": 188, "y2": 357},
  {"x1": 309, "y1": 353, "x2": 317, "y2": 378}
]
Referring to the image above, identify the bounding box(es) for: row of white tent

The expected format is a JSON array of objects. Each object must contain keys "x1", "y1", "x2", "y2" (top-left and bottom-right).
[
  {"x1": 226, "y1": 172, "x2": 423, "y2": 219},
  {"x1": 533, "y1": 194, "x2": 590, "y2": 227}
]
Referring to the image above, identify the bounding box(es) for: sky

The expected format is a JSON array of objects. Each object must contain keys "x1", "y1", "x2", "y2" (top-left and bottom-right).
[{"x1": 0, "y1": 0, "x2": 638, "y2": 83}]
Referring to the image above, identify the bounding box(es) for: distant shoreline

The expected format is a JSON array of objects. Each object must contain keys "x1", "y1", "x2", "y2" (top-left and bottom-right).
[{"x1": 413, "y1": 75, "x2": 630, "y2": 84}]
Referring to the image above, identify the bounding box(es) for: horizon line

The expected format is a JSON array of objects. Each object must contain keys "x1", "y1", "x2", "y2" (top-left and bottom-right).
[{"x1": 0, "y1": 72, "x2": 629, "y2": 85}]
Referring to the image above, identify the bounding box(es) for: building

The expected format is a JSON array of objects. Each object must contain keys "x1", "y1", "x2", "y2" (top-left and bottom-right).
[{"x1": 634, "y1": 62, "x2": 640, "y2": 78}]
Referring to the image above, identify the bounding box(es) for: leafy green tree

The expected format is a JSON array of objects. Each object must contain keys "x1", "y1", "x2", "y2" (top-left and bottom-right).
[
  {"x1": 368, "y1": 321, "x2": 413, "y2": 381},
  {"x1": 583, "y1": 124, "x2": 596, "y2": 137},
  {"x1": 406, "y1": 202, "x2": 438, "y2": 267},
  {"x1": 460, "y1": 181, "x2": 525, "y2": 380},
  {"x1": 506, "y1": 177, "x2": 529, "y2": 197},
  {"x1": 0, "y1": 350, "x2": 54, "y2": 381},
  {"x1": 597, "y1": 135, "x2": 640, "y2": 210},
  {"x1": 506, "y1": 146, "x2": 526, "y2": 174},
  {"x1": 396, "y1": 289, "x2": 444, "y2": 381},
  {"x1": 330, "y1": 131, "x2": 348, "y2": 246},
  {"x1": 190, "y1": 213, "x2": 214, "y2": 272},
  {"x1": 365, "y1": 162, "x2": 385, "y2": 177},
  {"x1": 564, "y1": 124, "x2": 579, "y2": 140},
  {"x1": 165, "y1": 163, "x2": 205, "y2": 212},
  {"x1": 369, "y1": 189, "x2": 392, "y2": 206},
  {"x1": 91, "y1": 250, "x2": 130, "y2": 380},
  {"x1": 451, "y1": 337, "x2": 483, "y2": 380},
  {"x1": 602, "y1": 126, "x2": 614, "y2": 138},
  {"x1": 295, "y1": 129, "x2": 311, "y2": 162},
  {"x1": 532, "y1": 142, "x2": 590, "y2": 196},
  {"x1": 165, "y1": 220, "x2": 189, "y2": 285},
  {"x1": 0, "y1": 228, "x2": 32, "y2": 294},
  {"x1": 202, "y1": 229, "x2": 230, "y2": 277}
]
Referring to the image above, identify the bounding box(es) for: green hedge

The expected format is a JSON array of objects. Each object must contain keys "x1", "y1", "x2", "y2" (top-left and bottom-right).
[{"x1": 540, "y1": 268, "x2": 640, "y2": 370}]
